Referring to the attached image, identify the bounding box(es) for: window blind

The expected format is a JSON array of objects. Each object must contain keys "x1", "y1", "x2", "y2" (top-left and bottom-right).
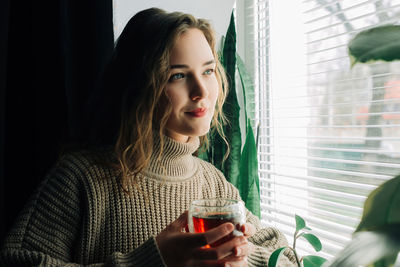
[{"x1": 251, "y1": 0, "x2": 400, "y2": 260}]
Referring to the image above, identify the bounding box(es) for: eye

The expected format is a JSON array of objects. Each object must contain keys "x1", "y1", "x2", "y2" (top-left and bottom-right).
[
  {"x1": 203, "y1": 69, "x2": 215, "y2": 75},
  {"x1": 169, "y1": 73, "x2": 185, "y2": 82}
]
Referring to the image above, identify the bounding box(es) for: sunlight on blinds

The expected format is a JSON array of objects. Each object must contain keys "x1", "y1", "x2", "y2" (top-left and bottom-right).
[{"x1": 255, "y1": 0, "x2": 400, "y2": 260}]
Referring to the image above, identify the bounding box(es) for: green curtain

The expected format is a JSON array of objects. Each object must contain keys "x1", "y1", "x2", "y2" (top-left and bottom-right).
[{"x1": 201, "y1": 11, "x2": 260, "y2": 218}]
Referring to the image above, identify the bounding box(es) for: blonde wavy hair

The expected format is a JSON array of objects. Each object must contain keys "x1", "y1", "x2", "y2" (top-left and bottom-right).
[{"x1": 93, "y1": 8, "x2": 229, "y2": 190}]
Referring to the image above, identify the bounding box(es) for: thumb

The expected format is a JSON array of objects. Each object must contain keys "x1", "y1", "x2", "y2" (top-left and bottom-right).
[{"x1": 168, "y1": 210, "x2": 188, "y2": 232}]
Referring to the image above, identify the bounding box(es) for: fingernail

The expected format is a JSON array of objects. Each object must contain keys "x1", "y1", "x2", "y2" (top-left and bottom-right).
[
  {"x1": 235, "y1": 247, "x2": 241, "y2": 256},
  {"x1": 232, "y1": 229, "x2": 243, "y2": 237},
  {"x1": 225, "y1": 223, "x2": 234, "y2": 232}
]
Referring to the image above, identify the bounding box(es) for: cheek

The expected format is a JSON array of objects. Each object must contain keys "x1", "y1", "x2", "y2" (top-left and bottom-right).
[
  {"x1": 165, "y1": 89, "x2": 184, "y2": 109},
  {"x1": 209, "y1": 80, "x2": 219, "y2": 106}
]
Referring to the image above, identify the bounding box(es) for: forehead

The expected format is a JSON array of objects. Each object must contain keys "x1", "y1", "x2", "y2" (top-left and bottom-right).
[{"x1": 169, "y1": 28, "x2": 214, "y2": 64}]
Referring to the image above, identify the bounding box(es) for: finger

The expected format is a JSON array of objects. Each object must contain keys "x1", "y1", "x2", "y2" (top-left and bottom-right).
[
  {"x1": 169, "y1": 211, "x2": 189, "y2": 232},
  {"x1": 188, "y1": 260, "x2": 228, "y2": 267},
  {"x1": 241, "y1": 223, "x2": 256, "y2": 237},
  {"x1": 191, "y1": 257, "x2": 248, "y2": 267},
  {"x1": 223, "y1": 256, "x2": 248, "y2": 267},
  {"x1": 190, "y1": 223, "x2": 234, "y2": 248},
  {"x1": 194, "y1": 235, "x2": 247, "y2": 260},
  {"x1": 218, "y1": 254, "x2": 248, "y2": 263},
  {"x1": 233, "y1": 241, "x2": 255, "y2": 257}
]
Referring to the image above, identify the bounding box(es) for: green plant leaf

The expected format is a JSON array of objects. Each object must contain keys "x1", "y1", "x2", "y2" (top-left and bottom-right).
[
  {"x1": 301, "y1": 233, "x2": 322, "y2": 252},
  {"x1": 356, "y1": 175, "x2": 400, "y2": 232},
  {"x1": 295, "y1": 214, "x2": 306, "y2": 232},
  {"x1": 239, "y1": 119, "x2": 261, "y2": 218},
  {"x1": 348, "y1": 25, "x2": 400, "y2": 67},
  {"x1": 211, "y1": 11, "x2": 242, "y2": 190},
  {"x1": 303, "y1": 255, "x2": 328, "y2": 267},
  {"x1": 236, "y1": 53, "x2": 255, "y2": 123},
  {"x1": 267, "y1": 247, "x2": 288, "y2": 267},
  {"x1": 328, "y1": 231, "x2": 400, "y2": 267},
  {"x1": 373, "y1": 253, "x2": 399, "y2": 267}
]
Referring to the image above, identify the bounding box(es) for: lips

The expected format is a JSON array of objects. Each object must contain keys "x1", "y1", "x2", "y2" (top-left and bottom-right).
[{"x1": 186, "y1": 108, "x2": 207, "y2": 117}]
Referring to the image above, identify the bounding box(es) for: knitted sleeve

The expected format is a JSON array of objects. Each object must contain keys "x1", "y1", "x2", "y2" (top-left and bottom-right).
[
  {"x1": 0, "y1": 152, "x2": 164, "y2": 267},
  {"x1": 245, "y1": 210, "x2": 297, "y2": 267}
]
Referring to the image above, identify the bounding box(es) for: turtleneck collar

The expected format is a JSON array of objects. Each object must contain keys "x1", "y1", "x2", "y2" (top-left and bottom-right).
[{"x1": 142, "y1": 135, "x2": 200, "y2": 181}]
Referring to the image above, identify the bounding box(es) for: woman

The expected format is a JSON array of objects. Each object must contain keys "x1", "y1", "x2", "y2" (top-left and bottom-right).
[{"x1": 0, "y1": 8, "x2": 295, "y2": 266}]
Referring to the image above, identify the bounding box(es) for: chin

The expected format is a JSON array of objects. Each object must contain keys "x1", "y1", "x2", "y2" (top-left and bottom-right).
[
  {"x1": 188, "y1": 127, "x2": 210, "y2": 138},
  {"x1": 197, "y1": 129, "x2": 211, "y2": 137}
]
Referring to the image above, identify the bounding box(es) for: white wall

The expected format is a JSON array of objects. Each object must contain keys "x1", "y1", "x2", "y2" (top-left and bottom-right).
[{"x1": 113, "y1": 0, "x2": 236, "y2": 45}]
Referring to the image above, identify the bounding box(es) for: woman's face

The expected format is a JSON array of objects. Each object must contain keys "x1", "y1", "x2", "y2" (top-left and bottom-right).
[{"x1": 164, "y1": 28, "x2": 219, "y2": 143}]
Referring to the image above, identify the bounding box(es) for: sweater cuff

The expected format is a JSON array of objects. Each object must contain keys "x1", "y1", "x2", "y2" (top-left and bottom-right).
[
  {"x1": 109, "y1": 237, "x2": 165, "y2": 266},
  {"x1": 247, "y1": 243, "x2": 297, "y2": 267}
]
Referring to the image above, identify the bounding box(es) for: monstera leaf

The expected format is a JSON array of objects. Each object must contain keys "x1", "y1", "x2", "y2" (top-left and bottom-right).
[
  {"x1": 327, "y1": 231, "x2": 400, "y2": 267},
  {"x1": 348, "y1": 24, "x2": 400, "y2": 66},
  {"x1": 348, "y1": 25, "x2": 400, "y2": 66},
  {"x1": 356, "y1": 174, "x2": 400, "y2": 232},
  {"x1": 328, "y1": 175, "x2": 400, "y2": 267}
]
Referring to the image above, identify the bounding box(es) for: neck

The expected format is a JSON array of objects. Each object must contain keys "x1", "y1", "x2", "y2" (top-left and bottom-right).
[
  {"x1": 142, "y1": 135, "x2": 200, "y2": 181},
  {"x1": 164, "y1": 130, "x2": 190, "y2": 143}
]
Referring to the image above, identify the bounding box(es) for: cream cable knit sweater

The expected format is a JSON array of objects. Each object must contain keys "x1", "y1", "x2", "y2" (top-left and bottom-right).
[{"x1": 1, "y1": 136, "x2": 295, "y2": 266}]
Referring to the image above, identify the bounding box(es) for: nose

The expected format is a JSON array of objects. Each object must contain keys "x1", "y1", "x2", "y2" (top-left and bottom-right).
[{"x1": 190, "y1": 75, "x2": 208, "y2": 101}]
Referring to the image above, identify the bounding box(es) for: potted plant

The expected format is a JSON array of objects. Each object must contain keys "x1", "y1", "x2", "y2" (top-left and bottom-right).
[{"x1": 268, "y1": 215, "x2": 327, "y2": 267}]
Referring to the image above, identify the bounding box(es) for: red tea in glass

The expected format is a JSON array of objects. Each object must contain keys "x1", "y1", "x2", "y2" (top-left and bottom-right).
[
  {"x1": 192, "y1": 212, "x2": 243, "y2": 247},
  {"x1": 188, "y1": 199, "x2": 245, "y2": 248}
]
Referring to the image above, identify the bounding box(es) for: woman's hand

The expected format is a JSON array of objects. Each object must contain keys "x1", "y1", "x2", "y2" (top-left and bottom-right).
[
  {"x1": 241, "y1": 223, "x2": 256, "y2": 238},
  {"x1": 156, "y1": 211, "x2": 254, "y2": 266}
]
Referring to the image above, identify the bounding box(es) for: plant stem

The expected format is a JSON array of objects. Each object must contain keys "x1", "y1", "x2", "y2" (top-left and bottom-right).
[
  {"x1": 290, "y1": 247, "x2": 302, "y2": 267},
  {"x1": 292, "y1": 231, "x2": 301, "y2": 266}
]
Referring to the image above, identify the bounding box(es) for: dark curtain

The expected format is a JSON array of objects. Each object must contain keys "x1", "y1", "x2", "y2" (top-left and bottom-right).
[{"x1": 0, "y1": 0, "x2": 114, "y2": 241}]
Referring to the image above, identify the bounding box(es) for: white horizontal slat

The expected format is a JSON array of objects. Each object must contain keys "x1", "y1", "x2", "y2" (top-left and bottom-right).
[
  {"x1": 261, "y1": 176, "x2": 368, "y2": 202},
  {"x1": 259, "y1": 171, "x2": 378, "y2": 191},
  {"x1": 260, "y1": 189, "x2": 363, "y2": 214},
  {"x1": 266, "y1": 98, "x2": 400, "y2": 111},
  {"x1": 259, "y1": 166, "x2": 390, "y2": 184},
  {"x1": 302, "y1": 0, "x2": 371, "y2": 14},
  {"x1": 258, "y1": 135, "x2": 400, "y2": 141},
  {"x1": 261, "y1": 205, "x2": 355, "y2": 235},
  {"x1": 261, "y1": 195, "x2": 361, "y2": 226},
  {"x1": 307, "y1": 42, "x2": 348, "y2": 55},
  {"x1": 307, "y1": 64, "x2": 391, "y2": 78},
  {"x1": 258, "y1": 143, "x2": 400, "y2": 156},
  {"x1": 267, "y1": 74, "x2": 400, "y2": 100},
  {"x1": 263, "y1": 185, "x2": 366, "y2": 206},
  {"x1": 308, "y1": 54, "x2": 349, "y2": 66},
  {"x1": 269, "y1": 111, "x2": 400, "y2": 119},
  {"x1": 259, "y1": 124, "x2": 400, "y2": 129},
  {"x1": 304, "y1": 0, "x2": 378, "y2": 23},
  {"x1": 258, "y1": 152, "x2": 400, "y2": 169},
  {"x1": 305, "y1": 5, "x2": 400, "y2": 34}
]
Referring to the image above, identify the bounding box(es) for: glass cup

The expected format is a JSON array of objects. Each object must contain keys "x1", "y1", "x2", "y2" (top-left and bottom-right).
[{"x1": 188, "y1": 198, "x2": 246, "y2": 247}]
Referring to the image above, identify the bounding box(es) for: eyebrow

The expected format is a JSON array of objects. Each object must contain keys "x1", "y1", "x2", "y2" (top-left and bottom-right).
[{"x1": 170, "y1": 59, "x2": 215, "y2": 69}]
